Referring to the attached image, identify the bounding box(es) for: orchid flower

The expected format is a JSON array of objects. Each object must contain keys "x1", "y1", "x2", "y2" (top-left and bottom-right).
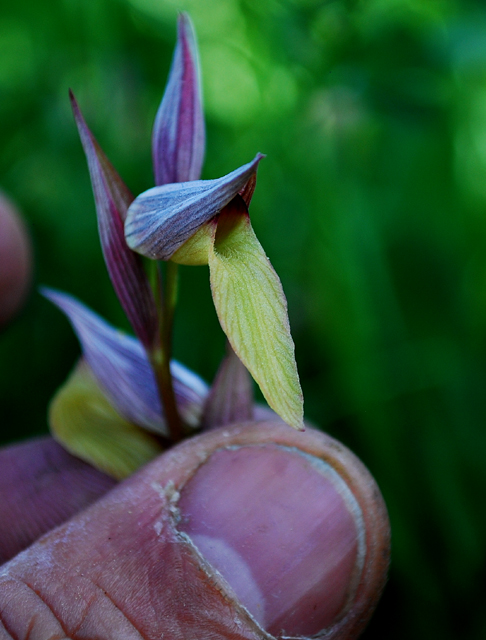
[
  {"x1": 46, "y1": 14, "x2": 303, "y2": 480},
  {"x1": 125, "y1": 16, "x2": 303, "y2": 430}
]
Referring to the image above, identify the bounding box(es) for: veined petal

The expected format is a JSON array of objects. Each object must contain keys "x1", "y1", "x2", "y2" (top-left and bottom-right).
[
  {"x1": 70, "y1": 92, "x2": 158, "y2": 351},
  {"x1": 208, "y1": 197, "x2": 304, "y2": 430},
  {"x1": 42, "y1": 288, "x2": 208, "y2": 434},
  {"x1": 125, "y1": 154, "x2": 263, "y2": 260},
  {"x1": 49, "y1": 359, "x2": 164, "y2": 479},
  {"x1": 152, "y1": 13, "x2": 205, "y2": 186},
  {"x1": 202, "y1": 343, "x2": 254, "y2": 430}
]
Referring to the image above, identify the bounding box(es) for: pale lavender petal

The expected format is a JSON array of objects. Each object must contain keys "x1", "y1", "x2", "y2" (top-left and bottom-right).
[
  {"x1": 70, "y1": 92, "x2": 158, "y2": 351},
  {"x1": 152, "y1": 13, "x2": 205, "y2": 186},
  {"x1": 125, "y1": 154, "x2": 264, "y2": 260},
  {"x1": 42, "y1": 288, "x2": 208, "y2": 434},
  {"x1": 202, "y1": 343, "x2": 254, "y2": 430}
]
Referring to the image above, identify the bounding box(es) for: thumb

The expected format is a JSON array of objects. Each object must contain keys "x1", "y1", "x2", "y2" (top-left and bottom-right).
[{"x1": 0, "y1": 420, "x2": 389, "y2": 640}]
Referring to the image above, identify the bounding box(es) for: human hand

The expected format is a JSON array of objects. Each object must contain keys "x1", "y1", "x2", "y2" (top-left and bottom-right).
[{"x1": 0, "y1": 420, "x2": 389, "y2": 639}]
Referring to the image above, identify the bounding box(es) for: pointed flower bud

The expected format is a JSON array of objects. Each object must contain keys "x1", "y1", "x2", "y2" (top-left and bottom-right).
[
  {"x1": 152, "y1": 13, "x2": 205, "y2": 186},
  {"x1": 70, "y1": 92, "x2": 159, "y2": 352},
  {"x1": 42, "y1": 288, "x2": 208, "y2": 434}
]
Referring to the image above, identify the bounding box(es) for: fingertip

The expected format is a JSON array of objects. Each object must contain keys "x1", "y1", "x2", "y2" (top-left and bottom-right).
[
  {"x1": 0, "y1": 437, "x2": 116, "y2": 563},
  {"x1": 0, "y1": 192, "x2": 32, "y2": 327}
]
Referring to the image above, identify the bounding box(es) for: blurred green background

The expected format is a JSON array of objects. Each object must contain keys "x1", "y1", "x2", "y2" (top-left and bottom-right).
[{"x1": 1, "y1": 0, "x2": 486, "y2": 637}]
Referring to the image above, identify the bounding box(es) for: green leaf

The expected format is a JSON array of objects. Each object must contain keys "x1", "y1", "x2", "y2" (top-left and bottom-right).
[
  {"x1": 208, "y1": 198, "x2": 304, "y2": 430},
  {"x1": 49, "y1": 360, "x2": 164, "y2": 480}
]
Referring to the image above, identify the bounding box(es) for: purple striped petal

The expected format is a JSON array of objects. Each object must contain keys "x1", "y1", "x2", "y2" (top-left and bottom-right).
[
  {"x1": 125, "y1": 154, "x2": 263, "y2": 260},
  {"x1": 42, "y1": 288, "x2": 208, "y2": 434},
  {"x1": 202, "y1": 343, "x2": 254, "y2": 431},
  {"x1": 70, "y1": 92, "x2": 158, "y2": 351},
  {"x1": 152, "y1": 13, "x2": 205, "y2": 186}
]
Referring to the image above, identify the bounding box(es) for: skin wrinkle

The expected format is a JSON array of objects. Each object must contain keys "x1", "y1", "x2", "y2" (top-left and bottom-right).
[
  {"x1": 69, "y1": 590, "x2": 98, "y2": 636},
  {"x1": 0, "y1": 507, "x2": 151, "y2": 640},
  {"x1": 24, "y1": 618, "x2": 35, "y2": 640},
  {"x1": 74, "y1": 579, "x2": 146, "y2": 640},
  {"x1": 0, "y1": 577, "x2": 64, "y2": 640},
  {"x1": 1, "y1": 571, "x2": 151, "y2": 640},
  {"x1": 0, "y1": 616, "x2": 16, "y2": 640},
  {"x1": 11, "y1": 576, "x2": 70, "y2": 637}
]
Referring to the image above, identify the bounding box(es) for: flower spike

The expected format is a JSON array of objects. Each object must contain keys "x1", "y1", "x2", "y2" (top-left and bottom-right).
[
  {"x1": 42, "y1": 288, "x2": 208, "y2": 434},
  {"x1": 125, "y1": 154, "x2": 263, "y2": 260},
  {"x1": 152, "y1": 13, "x2": 205, "y2": 186},
  {"x1": 70, "y1": 91, "x2": 159, "y2": 352}
]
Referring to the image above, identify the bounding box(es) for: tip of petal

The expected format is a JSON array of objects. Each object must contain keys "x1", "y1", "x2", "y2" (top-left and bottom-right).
[
  {"x1": 40, "y1": 285, "x2": 58, "y2": 304},
  {"x1": 178, "y1": 12, "x2": 192, "y2": 32},
  {"x1": 69, "y1": 90, "x2": 83, "y2": 127},
  {"x1": 152, "y1": 10, "x2": 205, "y2": 185},
  {"x1": 68, "y1": 90, "x2": 96, "y2": 157}
]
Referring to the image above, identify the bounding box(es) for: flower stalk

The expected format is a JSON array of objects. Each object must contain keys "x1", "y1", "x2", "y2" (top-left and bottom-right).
[
  {"x1": 154, "y1": 263, "x2": 182, "y2": 443},
  {"x1": 146, "y1": 259, "x2": 183, "y2": 442}
]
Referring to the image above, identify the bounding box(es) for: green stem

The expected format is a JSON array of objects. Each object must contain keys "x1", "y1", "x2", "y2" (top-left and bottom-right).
[
  {"x1": 163, "y1": 261, "x2": 179, "y2": 350},
  {"x1": 147, "y1": 259, "x2": 163, "y2": 319},
  {"x1": 147, "y1": 260, "x2": 183, "y2": 443},
  {"x1": 151, "y1": 347, "x2": 183, "y2": 443}
]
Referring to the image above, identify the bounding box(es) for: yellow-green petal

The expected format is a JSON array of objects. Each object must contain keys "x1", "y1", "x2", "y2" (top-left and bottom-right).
[
  {"x1": 170, "y1": 221, "x2": 214, "y2": 265},
  {"x1": 208, "y1": 199, "x2": 304, "y2": 430},
  {"x1": 49, "y1": 360, "x2": 164, "y2": 480}
]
